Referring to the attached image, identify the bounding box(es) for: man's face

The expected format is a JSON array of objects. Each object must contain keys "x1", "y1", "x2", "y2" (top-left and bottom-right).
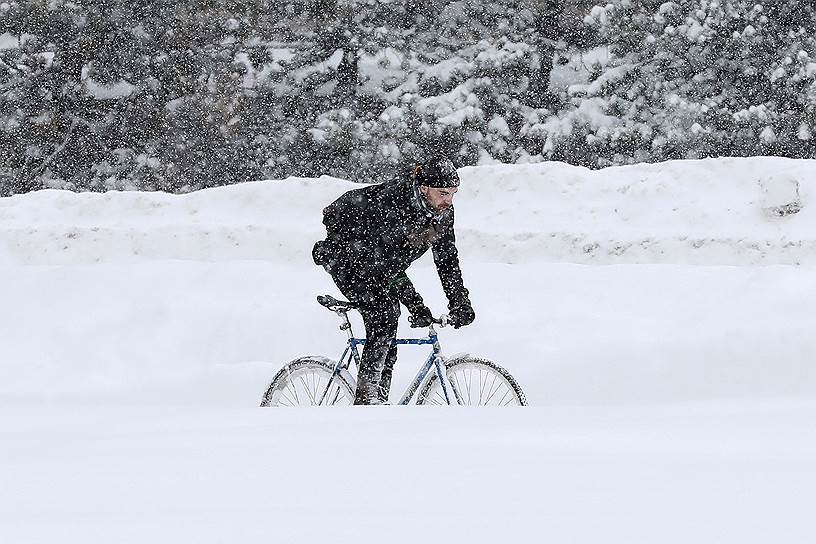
[{"x1": 419, "y1": 185, "x2": 458, "y2": 213}]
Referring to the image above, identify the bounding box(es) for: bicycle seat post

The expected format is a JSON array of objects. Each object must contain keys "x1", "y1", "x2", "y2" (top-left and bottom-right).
[{"x1": 337, "y1": 309, "x2": 354, "y2": 339}]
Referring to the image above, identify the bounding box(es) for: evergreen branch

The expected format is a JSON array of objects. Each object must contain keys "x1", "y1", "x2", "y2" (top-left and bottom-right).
[{"x1": 0, "y1": 57, "x2": 20, "y2": 74}]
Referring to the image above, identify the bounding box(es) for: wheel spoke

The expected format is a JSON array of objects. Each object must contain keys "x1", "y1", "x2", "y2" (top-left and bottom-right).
[
  {"x1": 484, "y1": 373, "x2": 502, "y2": 405},
  {"x1": 279, "y1": 387, "x2": 297, "y2": 406},
  {"x1": 484, "y1": 379, "x2": 505, "y2": 405},
  {"x1": 314, "y1": 374, "x2": 324, "y2": 404},
  {"x1": 265, "y1": 361, "x2": 355, "y2": 406},
  {"x1": 309, "y1": 375, "x2": 319, "y2": 404},
  {"x1": 298, "y1": 375, "x2": 316, "y2": 404},
  {"x1": 288, "y1": 379, "x2": 300, "y2": 404},
  {"x1": 286, "y1": 382, "x2": 298, "y2": 404},
  {"x1": 421, "y1": 361, "x2": 523, "y2": 407},
  {"x1": 477, "y1": 368, "x2": 483, "y2": 405}
]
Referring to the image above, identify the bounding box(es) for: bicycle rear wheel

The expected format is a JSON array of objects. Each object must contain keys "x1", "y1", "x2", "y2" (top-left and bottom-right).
[
  {"x1": 417, "y1": 357, "x2": 527, "y2": 406},
  {"x1": 260, "y1": 356, "x2": 356, "y2": 407}
]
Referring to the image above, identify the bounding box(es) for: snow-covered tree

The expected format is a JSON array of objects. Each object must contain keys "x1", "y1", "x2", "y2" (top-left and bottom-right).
[
  {"x1": 0, "y1": 0, "x2": 269, "y2": 194},
  {"x1": 398, "y1": 0, "x2": 560, "y2": 166},
  {"x1": 544, "y1": 1, "x2": 816, "y2": 166},
  {"x1": 0, "y1": 0, "x2": 134, "y2": 193},
  {"x1": 0, "y1": 0, "x2": 611, "y2": 192}
]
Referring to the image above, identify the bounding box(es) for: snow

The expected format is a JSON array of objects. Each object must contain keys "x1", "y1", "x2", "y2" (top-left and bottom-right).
[
  {"x1": 5, "y1": 158, "x2": 816, "y2": 266},
  {"x1": 759, "y1": 174, "x2": 801, "y2": 214},
  {"x1": 235, "y1": 48, "x2": 295, "y2": 88},
  {"x1": 293, "y1": 48, "x2": 344, "y2": 84},
  {"x1": 798, "y1": 122, "x2": 812, "y2": 141},
  {"x1": 84, "y1": 77, "x2": 138, "y2": 100},
  {"x1": 4, "y1": 402, "x2": 814, "y2": 543},
  {"x1": 474, "y1": 39, "x2": 530, "y2": 71},
  {"x1": 0, "y1": 31, "x2": 17, "y2": 50},
  {"x1": 358, "y1": 47, "x2": 408, "y2": 90},
  {"x1": 549, "y1": 46, "x2": 611, "y2": 93},
  {"x1": 422, "y1": 55, "x2": 473, "y2": 85},
  {"x1": 487, "y1": 115, "x2": 510, "y2": 136},
  {"x1": 79, "y1": 64, "x2": 137, "y2": 100},
  {"x1": 2, "y1": 259, "x2": 814, "y2": 406},
  {"x1": 418, "y1": 80, "x2": 484, "y2": 127},
  {"x1": 760, "y1": 126, "x2": 777, "y2": 144},
  {"x1": 585, "y1": 63, "x2": 634, "y2": 95},
  {"x1": 2, "y1": 157, "x2": 815, "y2": 542}
]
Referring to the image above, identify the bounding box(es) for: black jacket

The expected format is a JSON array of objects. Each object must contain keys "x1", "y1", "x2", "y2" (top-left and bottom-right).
[{"x1": 313, "y1": 177, "x2": 470, "y2": 311}]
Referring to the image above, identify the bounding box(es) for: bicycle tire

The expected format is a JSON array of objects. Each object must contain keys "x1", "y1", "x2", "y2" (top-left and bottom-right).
[
  {"x1": 260, "y1": 356, "x2": 356, "y2": 407},
  {"x1": 416, "y1": 356, "x2": 527, "y2": 406}
]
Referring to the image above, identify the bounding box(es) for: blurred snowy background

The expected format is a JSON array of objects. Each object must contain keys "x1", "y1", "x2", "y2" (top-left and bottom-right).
[{"x1": 2, "y1": 1, "x2": 814, "y2": 193}]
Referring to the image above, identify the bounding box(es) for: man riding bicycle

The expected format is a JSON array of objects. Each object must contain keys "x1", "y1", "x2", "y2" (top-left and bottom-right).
[{"x1": 312, "y1": 158, "x2": 475, "y2": 405}]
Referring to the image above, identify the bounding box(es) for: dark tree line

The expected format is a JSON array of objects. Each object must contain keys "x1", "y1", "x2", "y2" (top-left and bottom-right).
[{"x1": 1, "y1": 1, "x2": 814, "y2": 195}]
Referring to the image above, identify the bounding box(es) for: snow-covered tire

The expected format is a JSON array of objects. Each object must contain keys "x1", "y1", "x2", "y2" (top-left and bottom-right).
[
  {"x1": 416, "y1": 356, "x2": 527, "y2": 406},
  {"x1": 260, "y1": 356, "x2": 356, "y2": 407}
]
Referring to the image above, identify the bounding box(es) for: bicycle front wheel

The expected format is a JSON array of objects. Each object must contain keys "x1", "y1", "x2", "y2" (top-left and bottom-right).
[
  {"x1": 260, "y1": 356, "x2": 356, "y2": 407},
  {"x1": 417, "y1": 357, "x2": 527, "y2": 406}
]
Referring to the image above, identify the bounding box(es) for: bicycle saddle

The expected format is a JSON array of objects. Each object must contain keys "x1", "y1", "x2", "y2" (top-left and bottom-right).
[{"x1": 317, "y1": 294, "x2": 359, "y2": 312}]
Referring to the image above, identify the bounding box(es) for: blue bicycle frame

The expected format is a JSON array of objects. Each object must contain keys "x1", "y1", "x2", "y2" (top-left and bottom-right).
[{"x1": 316, "y1": 311, "x2": 463, "y2": 405}]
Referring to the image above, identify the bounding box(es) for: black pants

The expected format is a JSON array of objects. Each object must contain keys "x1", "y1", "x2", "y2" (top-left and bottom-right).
[{"x1": 325, "y1": 263, "x2": 400, "y2": 404}]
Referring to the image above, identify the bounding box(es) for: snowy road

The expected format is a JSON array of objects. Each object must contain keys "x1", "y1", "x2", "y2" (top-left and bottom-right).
[
  {"x1": 3, "y1": 401, "x2": 814, "y2": 543},
  {"x1": 2, "y1": 260, "x2": 815, "y2": 405}
]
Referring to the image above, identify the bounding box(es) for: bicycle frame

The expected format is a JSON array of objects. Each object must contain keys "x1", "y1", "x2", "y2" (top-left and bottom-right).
[{"x1": 316, "y1": 310, "x2": 462, "y2": 406}]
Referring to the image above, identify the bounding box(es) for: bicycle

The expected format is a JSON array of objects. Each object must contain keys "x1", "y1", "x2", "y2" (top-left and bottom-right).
[{"x1": 260, "y1": 294, "x2": 527, "y2": 406}]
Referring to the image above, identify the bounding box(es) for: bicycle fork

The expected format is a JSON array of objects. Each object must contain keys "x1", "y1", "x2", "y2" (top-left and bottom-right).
[{"x1": 434, "y1": 356, "x2": 464, "y2": 405}]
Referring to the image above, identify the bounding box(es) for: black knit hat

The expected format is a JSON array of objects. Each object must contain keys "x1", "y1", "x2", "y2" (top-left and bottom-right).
[{"x1": 412, "y1": 158, "x2": 460, "y2": 188}]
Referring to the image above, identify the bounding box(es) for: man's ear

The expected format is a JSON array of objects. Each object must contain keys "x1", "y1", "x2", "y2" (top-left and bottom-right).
[{"x1": 418, "y1": 185, "x2": 429, "y2": 196}]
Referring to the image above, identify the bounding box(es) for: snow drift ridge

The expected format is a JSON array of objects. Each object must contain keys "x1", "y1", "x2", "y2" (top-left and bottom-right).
[{"x1": 1, "y1": 156, "x2": 814, "y2": 266}]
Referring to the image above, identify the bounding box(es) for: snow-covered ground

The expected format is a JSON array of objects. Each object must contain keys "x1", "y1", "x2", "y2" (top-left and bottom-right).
[
  {"x1": 2, "y1": 158, "x2": 815, "y2": 542},
  {"x1": 4, "y1": 402, "x2": 814, "y2": 543}
]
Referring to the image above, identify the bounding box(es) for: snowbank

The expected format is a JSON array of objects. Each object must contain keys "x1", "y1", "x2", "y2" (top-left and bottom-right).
[{"x1": 2, "y1": 157, "x2": 815, "y2": 265}]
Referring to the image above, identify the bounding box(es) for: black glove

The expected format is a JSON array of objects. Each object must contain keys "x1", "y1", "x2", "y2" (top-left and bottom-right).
[
  {"x1": 449, "y1": 301, "x2": 475, "y2": 329},
  {"x1": 408, "y1": 304, "x2": 434, "y2": 328}
]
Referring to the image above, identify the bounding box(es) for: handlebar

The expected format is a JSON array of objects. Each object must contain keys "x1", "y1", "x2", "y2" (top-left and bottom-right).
[{"x1": 408, "y1": 313, "x2": 450, "y2": 329}]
